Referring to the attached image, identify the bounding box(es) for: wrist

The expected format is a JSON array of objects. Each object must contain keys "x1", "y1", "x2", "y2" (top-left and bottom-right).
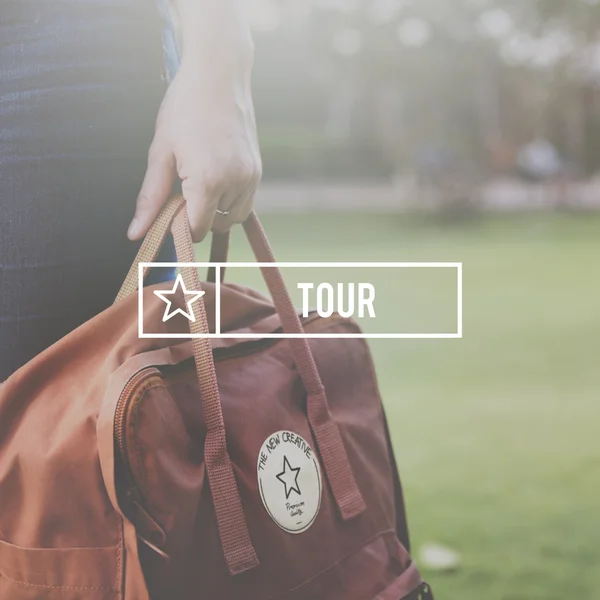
[
  {"x1": 178, "y1": 42, "x2": 254, "y2": 82},
  {"x1": 174, "y1": 0, "x2": 254, "y2": 73}
]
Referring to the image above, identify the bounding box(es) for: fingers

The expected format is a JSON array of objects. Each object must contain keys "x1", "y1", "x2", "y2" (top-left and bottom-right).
[
  {"x1": 183, "y1": 184, "x2": 253, "y2": 242},
  {"x1": 183, "y1": 165, "x2": 260, "y2": 242},
  {"x1": 211, "y1": 187, "x2": 255, "y2": 234},
  {"x1": 128, "y1": 143, "x2": 175, "y2": 241},
  {"x1": 210, "y1": 159, "x2": 261, "y2": 234}
]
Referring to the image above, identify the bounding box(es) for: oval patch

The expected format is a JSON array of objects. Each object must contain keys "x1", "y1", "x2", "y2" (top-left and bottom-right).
[{"x1": 257, "y1": 430, "x2": 322, "y2": 534}]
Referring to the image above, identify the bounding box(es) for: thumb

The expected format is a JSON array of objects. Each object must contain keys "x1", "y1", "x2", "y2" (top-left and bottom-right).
[{"x1": 128, "y1": 145, "x2": 175, "y2": 240}]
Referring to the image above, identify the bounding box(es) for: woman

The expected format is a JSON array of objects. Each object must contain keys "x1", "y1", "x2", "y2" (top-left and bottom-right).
[{"x1": 0, "y1": 0, "x2": 261, "y2": 380}]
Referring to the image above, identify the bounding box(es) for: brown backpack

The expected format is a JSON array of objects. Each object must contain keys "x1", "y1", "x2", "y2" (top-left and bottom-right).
[{"x1": 0, "y1": 198, "x2": 432, "y2": 600}]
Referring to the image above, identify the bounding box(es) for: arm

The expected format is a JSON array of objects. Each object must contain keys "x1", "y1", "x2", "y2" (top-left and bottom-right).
[{"x1": 128, "y1": 0, "x2": 261, "y2": 242}]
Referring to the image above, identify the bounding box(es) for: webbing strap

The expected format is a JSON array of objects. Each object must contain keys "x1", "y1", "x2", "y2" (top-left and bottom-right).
[
  {"x1": 243, "y1": 212, "x2": 366, "y2": 520},
  {"x1": 115, "y1": 198, "x2": 186, "y2": 303},
  {"x1": 207, "y1": 231, "x2": 230, "y2": 283},
  {"x1": 115, "y1": 199, "x2": 230, "y2": 299},
  {"x1": 171, "y1": 209, "x2": 259, "y2": 575}
]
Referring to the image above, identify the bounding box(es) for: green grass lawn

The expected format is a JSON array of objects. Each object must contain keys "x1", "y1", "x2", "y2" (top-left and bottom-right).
[{"x1": 200, "y1": 211, "x2": 600, "y2": 600}]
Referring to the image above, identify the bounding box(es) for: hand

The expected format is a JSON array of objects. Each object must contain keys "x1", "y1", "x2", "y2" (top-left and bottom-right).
[{"x1": 128, "y1": 60, "x2": 261, "y2": 242}]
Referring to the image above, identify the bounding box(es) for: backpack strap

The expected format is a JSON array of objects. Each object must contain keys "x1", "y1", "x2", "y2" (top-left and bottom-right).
[
  {"x1": 171, "y1": 209, "x2": 260, "y2": 576},
  {"x1": 114, "y1": 198, "x2": 229, "y2": 299},
  {"x1": 115, "y1": 198, "x2": 186, "y2": 303},
  {"x1": 243, "y1": 213, "x2": 367, "y2": 521},
  {"x1": 206, "y1": 230, "x2": 230, "y2": 283}
]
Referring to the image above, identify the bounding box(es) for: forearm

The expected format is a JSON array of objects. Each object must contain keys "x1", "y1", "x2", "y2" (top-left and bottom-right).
[
  {"x1": 171, "y1": 0, "x2": 254, "y2": 79},
  {"x1": 128, "y1": 0, "x2": 260, "y2": 242}
]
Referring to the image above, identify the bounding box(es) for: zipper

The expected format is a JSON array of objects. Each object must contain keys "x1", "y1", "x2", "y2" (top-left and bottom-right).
[
  {"x1": 114, "y1": 367, "x2": 162, "y2": 476},
  {"x1": 114, "y1": 367, "x2": 170, "y2": 557}
]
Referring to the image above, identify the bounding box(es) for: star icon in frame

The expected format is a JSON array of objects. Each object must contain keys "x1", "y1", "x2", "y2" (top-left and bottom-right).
[{"x1": 153, "y1": 273, "x2": 205, "y2": 323}]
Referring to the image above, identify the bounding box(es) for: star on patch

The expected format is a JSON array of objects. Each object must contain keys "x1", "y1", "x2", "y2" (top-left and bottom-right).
[
  {"x1": 276, "y1": 455, "x2": 301, "y2": 499},
  {"x1": 153, "y1": 273, "x2": 205, "y2": 323}
]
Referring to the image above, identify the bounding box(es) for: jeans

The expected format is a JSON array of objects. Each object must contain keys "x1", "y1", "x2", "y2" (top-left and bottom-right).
[{"x1": 0, "y1": 0, "x2": 178, "y2": 380}]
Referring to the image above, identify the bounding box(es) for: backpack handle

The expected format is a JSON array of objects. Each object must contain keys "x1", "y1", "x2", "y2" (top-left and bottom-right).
[
  {"x1": 115, "y1": 199, "x2": 184, "y2": 303},
  {"x1": 115, "y1": 197, "x2": 366, "y2": 574},
  {"x1": 114, "y1": 199, "x2": 228, "y2": 299},
  {"x1": 170, "y1": 208, "x2": 260, "y2": 575}
]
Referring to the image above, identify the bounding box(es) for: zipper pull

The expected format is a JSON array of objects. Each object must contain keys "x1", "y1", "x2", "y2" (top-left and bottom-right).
[{"x1": 128, "y1": 498, "x2": 169, "y2": 560}]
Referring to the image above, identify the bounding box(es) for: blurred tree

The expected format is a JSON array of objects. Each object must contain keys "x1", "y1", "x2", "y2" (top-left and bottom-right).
[
  {"x1": 490, "y1": 0, "x2": 600, "y2": 172},
  {"x1": 249, "y1": 0, "x2": 600, "y2": 179}
]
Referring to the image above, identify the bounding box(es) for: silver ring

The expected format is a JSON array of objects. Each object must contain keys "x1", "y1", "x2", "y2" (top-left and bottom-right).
[{"x1": 216, "y1": 209, "x2": 230, "y2": 216}]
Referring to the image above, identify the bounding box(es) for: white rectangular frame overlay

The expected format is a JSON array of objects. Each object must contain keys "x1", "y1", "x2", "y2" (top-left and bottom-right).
[{"x1": 138, "y1": 262, "x2": 463, "y2": 339}]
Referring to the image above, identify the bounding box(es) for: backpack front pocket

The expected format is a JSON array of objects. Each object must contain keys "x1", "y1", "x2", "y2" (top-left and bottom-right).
[{"x1": 0, "y1": 539, "x2": 120, "y2": 600}]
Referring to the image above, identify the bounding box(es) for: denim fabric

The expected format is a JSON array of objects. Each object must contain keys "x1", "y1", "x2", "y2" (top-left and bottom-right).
[
  {"x1": 0, "y1": 0, "x2": 179, "y2": 380},
  {"x1": 156, "y1": 0, "x2": 181, "y2": 82}
]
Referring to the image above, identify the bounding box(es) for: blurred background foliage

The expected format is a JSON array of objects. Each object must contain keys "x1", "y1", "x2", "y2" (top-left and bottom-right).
[{"x1": 249, "y1": 0, "x2": 600, "y2": 181}]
